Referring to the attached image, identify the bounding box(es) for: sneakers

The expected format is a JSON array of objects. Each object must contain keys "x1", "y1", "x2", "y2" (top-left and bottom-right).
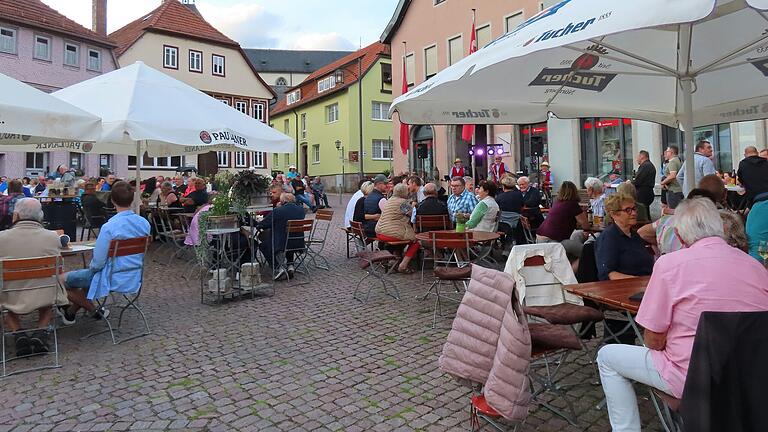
[
  {"x1": 91, "y1": 306, "x2": 110, "y2": 320},
  {"x1": 274, "y1": 267, "x2": 289, "y2": 281},
  {"x1": 287, "y1": 264, "x2": 295, "y2": 279},
  {"x1": 14, "y1": 334, "x2": 32, "y2": 357},
  {"x1": 56, "y1": 307, "x2": 76, "y2": 326}
]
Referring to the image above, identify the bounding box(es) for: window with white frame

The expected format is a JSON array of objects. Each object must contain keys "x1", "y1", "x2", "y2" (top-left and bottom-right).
[
  {"x1": 128, "y1": 155, "x2": 183, "y2": 168},
  {"x1": 163, "y1": 45, "x2": 178, "y2": 69},
  {"x1": 253, "y1": 152, "x2": 265, "y2": 168},
  {"x1": 283, "y1": 119, "x2": 290, "y2": 134},
  {"x1": 286, "y1": 89, "x2": 301, "y2": 105},
  {"x1": 312, "y1": 144, "x2": 320, "y2": 164},
  {"x1": 284, "y1": 153, "x2": 290, "y2": 166},
  {"x1": 505, "y1": 12, "x2": 524, "y2": 33},
  {"x1": 476, "y1": 24, "x2": 492, "y2": 50},
  {"x1": 26, "y1": 153, "x2": 46, "y2": 170},
  {"x1": 87, "y1": 48, "x2": 101, "y2": 71},
  {"x1": 189, "y1": 50, "x2": 202, "y2": 72},
  {"x1": 424, "y1": 45, "x2": 437, "y2": 80},
  {"x1": 235, "y1": 100, "x2": 248, "y2": 114},
  {"x1": 252, "y1": 102, "x2": 264, "y2": 121},
  {"x1": 273, "y1": 153, "x2": 279, "y2": 167},
  {"x1": 317, "y1": 75, "x2": 336, "y2": 93},
  {"x1": 235, "y1": 151, "x2": 247, "y2": 167},
  {"x1": 100, "y1": 154, "x2": 113, "y2": 169},
  {"x1": 404, "y1": 53, "x2": 415, "y2": 86},
  {"x1": 372, "y1": 139, "x2": 393, "y2": 160},
  {"x1": 34, "y1": 35, "x2": 51, "y2": 61},
  {"x1": 300, "y1": 113, "x2": 307, "y2": 139},
  {"x1": 0, "y1": 27, "x2": 17, "y2": 54},
  {"x1": 69, "y1": 153, "x2": 83, "y2": 171},
  {"x1": 217, "y1": 151, "x2": 229, "y2": 167},
  {"x1": 275, "y1": 77, "x2": 287, "y2": 86},
  {"x1": 448, "y1": 35, "x2": 463, "y2": 66},
  {"x1": 212, "y1": 54, "x2": 225, "y2": 76},
  {"x1": 64, "y1": 42, "x2": 79, "y2": 67},
  {"x1": 326, "y1": 103, "x2": 339, "y2": 123},
  {"x1": 372, "y1": 101, "x2": 391, "y2": 121}
]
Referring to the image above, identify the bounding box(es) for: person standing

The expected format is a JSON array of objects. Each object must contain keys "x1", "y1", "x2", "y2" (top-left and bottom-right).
[
  {"x1": 660, "y1": 146, "x2": 684, "y2": 209},
  {"x1": 450, "y1": 158, "x2": 467, "y2": 179},
  {"x1": 632, "y1": 151, "x2": 656, "y2": 217},
  {"x1": 488, "y1": 156, "x2": 510, "y2": 183},
  {"x1": 737, "y1": 146, "x2": 768, "y2": 207},
  {"x1": 677, "y1": 139, "x2": 717, "y2": 195}
]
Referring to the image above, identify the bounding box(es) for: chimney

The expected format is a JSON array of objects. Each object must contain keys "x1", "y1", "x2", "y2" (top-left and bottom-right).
[{"x1": 92, "y1": 0, "x2": 107, "y2": 36}]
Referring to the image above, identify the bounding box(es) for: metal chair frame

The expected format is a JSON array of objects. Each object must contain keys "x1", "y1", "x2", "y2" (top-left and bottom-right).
[
  {"x1": 83, "y1": 236, "x2": 152, "y2": 345},
  {"x1": 78, "y1": 204, "x2": 105, "y2": 241},
  {"x1": 414, "y1": 214, "x2": 451, "y2": 283},
  {"x1": 650, "y1": 390, "x2": 684, "y2": 432},
  {"x1": 0, "y1": 255, "x2": 62, "y2": 377},
  {"x1": 422, "y1": 231, "x2": 472, "y2": 328},
  {"x1": 155, "y1": 208, "x2": 189, "y2": 264},
  {"x1": 350, "y1": 221, "x2": 400, "y2": 303},
  {"x1": 283, "y1": 219, "x2": 314, "y2": 274},
  {"x1": 306, "y1": 209, "x2": 333, "y2": 270}
]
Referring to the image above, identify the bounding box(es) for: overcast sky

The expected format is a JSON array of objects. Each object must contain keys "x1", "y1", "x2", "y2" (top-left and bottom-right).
[{"x1": 41, "y1": 0, "x2": 398, "y2": 51}]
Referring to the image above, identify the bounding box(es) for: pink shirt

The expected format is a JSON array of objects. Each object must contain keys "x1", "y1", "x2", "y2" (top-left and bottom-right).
[
  {"x1": 636, "y1": 236, "x2": 768, "y2": 398},
  {"x1": 184, "y1": 204, "x2": 211, "y2": 246}
]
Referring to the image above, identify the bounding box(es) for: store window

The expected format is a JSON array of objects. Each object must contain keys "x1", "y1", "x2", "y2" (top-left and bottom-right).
[
  {"x1": 519, "y1": 123, "x2": 549, "y2": 178},
  {"x1": 579, "y1": 118, "x2": 633, "y2": 184},
  {"x1": 661, "y1": 124, "x2": 732, "y2": 172},
  {"x1": 69, "y1": 153, "x2": 83, "y2": 172}
]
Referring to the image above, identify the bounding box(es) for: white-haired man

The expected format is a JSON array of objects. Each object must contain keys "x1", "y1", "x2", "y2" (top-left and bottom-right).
[
  {"x1": 0, "y1": 198, "x2": 68, "y2": 356},
  {"x1": 597, "y1": 197, "x2": 768, "y2": 432},
  {"x1": 584, "y1": 177, "x2": 607, "y2": 219}
]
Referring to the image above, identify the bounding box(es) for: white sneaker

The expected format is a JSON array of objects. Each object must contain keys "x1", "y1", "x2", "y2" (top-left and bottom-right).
[
  {"x1": 274, "y1": 267, "x2": 288, "y2": 281},
  {"x1": 287, "y1": 264, "x2": 295, "y2": 278},
  {"x1": 56, "y1": 307, "x2": 76, "y2": 326}
]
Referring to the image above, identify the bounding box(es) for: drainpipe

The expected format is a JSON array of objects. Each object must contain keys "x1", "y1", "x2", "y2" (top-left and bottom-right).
[
  {"x1": 358, "y1": 56, "x2": 364, "y2": 182},
  {"x1": 293, "y1": 109, "x2": 299, "y2": 169}
]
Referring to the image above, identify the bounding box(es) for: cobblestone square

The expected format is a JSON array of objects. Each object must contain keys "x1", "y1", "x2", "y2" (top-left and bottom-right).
[{"x1": 0, "y1": 202, "x2": 663, "y2": 431}]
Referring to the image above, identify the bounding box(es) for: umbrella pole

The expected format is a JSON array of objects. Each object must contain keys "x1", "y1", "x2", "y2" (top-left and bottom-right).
[
  {"x1": 681, "y1": 77, "x2": 696, "y2": 194},
  {"x1": 680, "y1": 24, "x2": 696, "y2": 194},
  {"x1": 134, "y1": 140, "x2": 142, "y2": 214}
]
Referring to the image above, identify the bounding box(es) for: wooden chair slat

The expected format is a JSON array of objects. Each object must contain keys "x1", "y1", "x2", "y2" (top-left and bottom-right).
[
  {"x1": 108, "y1": 236, "x2": 151, "y2": 257},
  {"x1": 1, "y1": 256, "x2": 58, "y2": 281}
]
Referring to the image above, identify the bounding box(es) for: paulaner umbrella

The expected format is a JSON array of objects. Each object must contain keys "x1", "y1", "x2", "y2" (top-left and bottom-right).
[
  {"x1": 52, "y1": 61, "x2": 294, "y2": 208},
  {"x1": 391, "y1": 0, "x2": 768, "y2": 191}
]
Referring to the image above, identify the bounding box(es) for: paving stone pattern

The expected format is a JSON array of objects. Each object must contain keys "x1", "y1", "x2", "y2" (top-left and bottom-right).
[{"x1": 0, "y1": 197, "x2": 664, "y2": 431}]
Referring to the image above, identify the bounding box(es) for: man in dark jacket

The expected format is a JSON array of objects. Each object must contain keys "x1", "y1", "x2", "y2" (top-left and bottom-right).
[
  {"x1": 517, "y1": 176, "x2": 543, "y2": 229},
  {"x1": 415, "y1": 183, "x2": 449, "y2": 218},
  {"x1": 362, "y1": 174, "x2": 388, "y2": 238},
  {"x1": 632, "y1": 150, "x2": 657, "y2": 211},
  {"x1": 737, "y1": 146, "x2": 768, "y2": 206},
  {"x1": 257, "y1": 193, "x2": 306, "y2": 280}
]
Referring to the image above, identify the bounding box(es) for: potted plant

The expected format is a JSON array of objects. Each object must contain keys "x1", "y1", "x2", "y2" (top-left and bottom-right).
[
  {"x1": 213, "y1": 171, "x2": 235, "y2": 194},
  {"x1": 206, "y1": 194, "x2": 238, "y2": 230},
  {"x1": 231, "y1": 169, "x2": 272, "y2": 207}
]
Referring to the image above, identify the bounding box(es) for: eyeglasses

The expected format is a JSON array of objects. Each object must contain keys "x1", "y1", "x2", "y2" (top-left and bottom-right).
[{"x1": 616, "y1": 206, "x2": 637, "y2": 214}]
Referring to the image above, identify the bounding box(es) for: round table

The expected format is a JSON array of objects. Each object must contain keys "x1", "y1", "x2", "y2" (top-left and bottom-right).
[{"x1": 415, "y1": 230, "x2": 500, "y2": 244}]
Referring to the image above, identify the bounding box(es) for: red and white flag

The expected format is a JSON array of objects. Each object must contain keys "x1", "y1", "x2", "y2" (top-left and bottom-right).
[
  {"x1": 399, "y1": 52, "x2": 409, "y2": 155},
  {"x1": 461, "y1": 18, "x2": 478, "y2": 142}
]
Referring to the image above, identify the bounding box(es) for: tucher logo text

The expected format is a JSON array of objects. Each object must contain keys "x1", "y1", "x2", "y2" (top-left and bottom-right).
[
  {"x1": 530, "y1": 51, "x2": 616, "y2": 92},
  {"x1": 447, "y1": 109, "x2": 503, "y2": 119}
]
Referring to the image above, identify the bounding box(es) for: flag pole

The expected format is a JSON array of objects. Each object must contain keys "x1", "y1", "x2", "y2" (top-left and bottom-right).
[
  {"x1": 468, "y1": 10, "x2": 477, "y2": 183},
  {"x1": 402, "y1": 40, "x2": 411, "y2": 175}
]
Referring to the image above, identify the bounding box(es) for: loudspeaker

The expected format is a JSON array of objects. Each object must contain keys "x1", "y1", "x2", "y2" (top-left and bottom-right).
[
  {"x1": 416, "y1": 143, "x2": 429, "y2": 159},
  {"x1": 530, "y1": 136, "x2": 544, "y2": 156}
]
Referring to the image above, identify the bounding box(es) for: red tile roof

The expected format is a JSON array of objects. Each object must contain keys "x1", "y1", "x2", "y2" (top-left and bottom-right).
[
  {"x1": 271, "y1": 42, "x2": 390, "y2": 116},
  {"x1": 0, "y1": 0, "x2": 115, "y2": 47},
  {"x1": 110, "y1": 0, "x2": 238, "y2": 57}
]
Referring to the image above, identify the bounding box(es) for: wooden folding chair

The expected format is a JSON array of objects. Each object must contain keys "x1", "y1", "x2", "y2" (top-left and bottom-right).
[
  {"x1": 307, "y1": 209, "x2": 333, "y2": 270},
  {"x1": 422, "y1": 231, "x2": 472, "y2": 328},
  {"x1": 0, "y1": 255, "x2": 62, "y2": 377},
  {"x1": 350, "y1": 221, "x2": 400, "y2": 303},
  {"x1": 84, "y1": 236, "x2": 152, "y2": 345},
  {"x1": 284, "y1": 219, "x2": 314, "y2": 274}
]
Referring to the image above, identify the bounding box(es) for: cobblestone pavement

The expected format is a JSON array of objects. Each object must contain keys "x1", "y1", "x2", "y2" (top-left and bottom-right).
[{"x1": 0, "y1": 197, "x2": 664, "y2": 431}]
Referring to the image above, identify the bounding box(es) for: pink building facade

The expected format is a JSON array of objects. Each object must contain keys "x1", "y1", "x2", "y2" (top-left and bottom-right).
[{"x1": 0, "y1": 0, "x2": 126, "y2": 181}]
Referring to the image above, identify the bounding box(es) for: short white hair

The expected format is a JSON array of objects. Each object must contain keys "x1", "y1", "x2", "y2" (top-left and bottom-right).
[
  {"x1": 463, "y1": 176, "x2": 474, "y2": 185},
  {"x1": 584, "y1": 177, "x2": 603, "y2": 192},
  {"x1": 518, "y1": 176, "x2": 529, "y2": 184},
  {"x1": 14, "y1": 198, "x2": 44, "y2": 222},
  {"x1": 674, "y1": 197, "x2": 724, "y2": 246},
  {"x1": 392, "y1": 183, "x2": 409, "y2": 199}
]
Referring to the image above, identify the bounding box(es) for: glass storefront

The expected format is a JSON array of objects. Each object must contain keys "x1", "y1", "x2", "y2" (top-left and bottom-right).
[
  {"x1": 579, "y1": 118, "x2": 633, "y2": 184},
  {"x1": 519, "y1": 123, "x2": 549, "y2": 181},
  {"x1": 661, "y1": 123, "x2": 732, "y2": 172}
]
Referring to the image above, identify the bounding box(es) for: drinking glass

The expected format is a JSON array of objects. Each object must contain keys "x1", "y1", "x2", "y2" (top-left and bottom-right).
[{"x1": 759, "y1": 241, "x2": 768, "y2": 266}]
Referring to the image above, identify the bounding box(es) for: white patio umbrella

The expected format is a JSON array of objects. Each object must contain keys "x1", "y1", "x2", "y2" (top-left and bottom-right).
[
  {"x1": 51, "y1": 61, "x2": 294, "y2": 208},
  {"x1": 0, "y1": 71, "x2": 100, "y2": 145},
  {"x1": 391, "y1": 0, "x2": 768, "y2": 191}
]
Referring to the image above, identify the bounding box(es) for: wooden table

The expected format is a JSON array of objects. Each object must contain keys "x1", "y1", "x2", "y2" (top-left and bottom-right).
[
  {"x1": 565, "y1": 276, "x2": 650, "y2": 342},
  {"x1": 415, "y1": 230, "x2": 500, "y2": 244}
]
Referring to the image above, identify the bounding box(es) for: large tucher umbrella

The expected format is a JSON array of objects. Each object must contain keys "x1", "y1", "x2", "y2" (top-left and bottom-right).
[
  {"x1": 52, "y1": 61, "x2": 294, "y2": 208},
  {"x1": 391, "y1": 0, "x2": 768, "y2": 191},
  {"x1": 0, "y1": 72, "x2": 100, "y2": 145}
]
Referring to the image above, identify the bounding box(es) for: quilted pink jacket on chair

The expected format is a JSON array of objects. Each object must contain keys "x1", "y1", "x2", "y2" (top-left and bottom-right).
[{"x1": 438, "y1": 265, "x2": 531, "y2": 421}]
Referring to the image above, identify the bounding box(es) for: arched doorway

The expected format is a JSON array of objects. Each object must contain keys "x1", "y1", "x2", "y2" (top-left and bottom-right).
[{"x1": 412, "y1": 125, "x2": 434, "y2": 180}]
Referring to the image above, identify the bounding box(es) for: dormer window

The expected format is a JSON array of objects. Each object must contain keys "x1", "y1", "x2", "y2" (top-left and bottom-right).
[
  {"x1": 287, "y1": 89, "x2": 301, "y2": 105},
  {"x1": 317, "y1": 75, "x2": 336, "y2": 93}
]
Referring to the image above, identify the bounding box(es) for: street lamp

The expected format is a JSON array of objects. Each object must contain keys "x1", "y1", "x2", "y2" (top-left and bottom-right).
[{"x1": 335, "y1": 139, "x2": 344, "y2": 204}]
